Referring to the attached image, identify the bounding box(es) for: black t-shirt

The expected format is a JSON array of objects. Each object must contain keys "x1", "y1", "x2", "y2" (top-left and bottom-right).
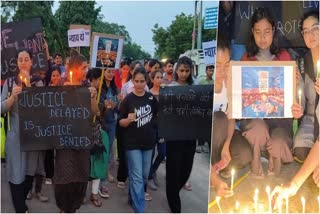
[{"x1": 119, "y1": 92, "x2": 158, "y2": 150}]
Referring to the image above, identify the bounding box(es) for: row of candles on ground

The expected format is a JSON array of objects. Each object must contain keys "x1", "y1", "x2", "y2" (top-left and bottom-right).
[{"x1": 215, "y1": 168, "x2": 320, "y2": 213}]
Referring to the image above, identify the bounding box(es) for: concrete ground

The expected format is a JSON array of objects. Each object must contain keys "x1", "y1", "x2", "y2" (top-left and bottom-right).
[
  {"x1": 209, "y1": 158, "x2": 319, "y2": 213},
  {"x1": 1, "y1": 149, "x2": 210, "y2": 213}
]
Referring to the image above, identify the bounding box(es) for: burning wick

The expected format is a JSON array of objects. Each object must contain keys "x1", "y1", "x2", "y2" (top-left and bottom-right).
[
  {"x1": 231, "y1": 169, "x2": 235, "y2": 191},
  {"x1": 216, "y1": 196, "x2": 223, "y2": 214},
  {"x1": 266, "y1": 186, "x2": 272, "y2": 214},
  {"x1": 301, "y1": 196, "x2": 305, "y2": 214}
]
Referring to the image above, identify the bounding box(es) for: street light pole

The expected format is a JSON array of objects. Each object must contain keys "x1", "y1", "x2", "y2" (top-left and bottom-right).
[
  {"x1": 192, "y1": 0, "x2": 197, "y2": 50},
  {"x1": 197, "y1": 0, "x2": 203, "y2": 50}
]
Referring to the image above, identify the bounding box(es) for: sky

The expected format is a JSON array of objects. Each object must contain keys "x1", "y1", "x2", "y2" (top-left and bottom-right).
[{"x1": 53, "y1": 0, "x2": 218, "y2": 57}]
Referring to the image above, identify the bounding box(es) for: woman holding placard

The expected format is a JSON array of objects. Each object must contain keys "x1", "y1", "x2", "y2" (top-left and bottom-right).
[
  {"x1": 53, "y1": 54, "x2": 99, "y2": 213},
  {"x1": 240, "y1": 7, "x2": 294, "y2": 178},
  {"x1": 291, "y1": 11, "x2": 319, "y2": 162}
]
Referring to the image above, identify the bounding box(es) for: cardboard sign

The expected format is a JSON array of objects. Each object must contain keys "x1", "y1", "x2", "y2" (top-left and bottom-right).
[
  {"x1": 232, "y1": 1, "x2": 319, "y2": 48},
  {"x1": 18, "y1": 86, "x2": 92, "y2": 151},
  {"x1": 202, "y1": 40, "x2": 216, "y2": 65},
  {"x1": 228, "y1": 61, "x2": 297, "y2": 119},
  {"x1": 158, "y1": 85, "x2": 214, "y2": 141},
  {"x1": 68, "y1": 29, "x2": 91, "y2": 47},
  {"x1": 1, "y1": 18, "x2": 48, "y2": 79}
]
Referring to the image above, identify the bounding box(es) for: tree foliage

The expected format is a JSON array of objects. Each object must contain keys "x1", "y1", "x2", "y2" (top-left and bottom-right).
[{"x1": 152, "y1": 13, "x2": 216, "y2": 60}]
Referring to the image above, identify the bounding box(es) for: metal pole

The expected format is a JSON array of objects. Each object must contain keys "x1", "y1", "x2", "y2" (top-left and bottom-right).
[
  {"x1": 192, "y1": 0, "x2": 197, "y2": 50},
  {"x1": 197, "y1": 0, "x2": 203, "y2": 50}
]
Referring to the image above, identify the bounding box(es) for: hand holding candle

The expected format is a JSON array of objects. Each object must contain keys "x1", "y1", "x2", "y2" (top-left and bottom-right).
[{"x1": 301, "y1": 196, "x2": 305, "y2": 214}]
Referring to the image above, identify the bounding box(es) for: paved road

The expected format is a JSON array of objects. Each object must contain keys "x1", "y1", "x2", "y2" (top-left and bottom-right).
[{"x1": 1, "y1": 151, "x2": 210, "y2": 213}]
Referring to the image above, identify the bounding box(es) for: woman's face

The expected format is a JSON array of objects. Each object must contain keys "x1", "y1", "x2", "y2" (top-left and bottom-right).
[
  {"x1": 302, "y1": 16, "x2": 319, "y2": 50},
  {"x1": 150, "y1": 63, "x2": 160, "y2": 73},
  {"x1": 176, "y1": 64, "x2": 191, "y2": 84},
  {"x1": 17, "y1": 51, "x2": 32, "y2": 72},
  {"x1": 51, "y1": 70, "x2": 61, "y2": 86},
  {"x1": 152, "y1": 72, "x2": 163, "y2": 87},
  {"x1": 121, "y1": 65, "x2": 130, "y2": 75},
  {"x1": 104, "y1": 69, "x2": 115, "y2": 82},
  {"x1": 73, "y1": 61, "x2": 88, "y2": 82},
  {"x1": 133, "y1": 73, "x2": 146, "y2": 93},
  {"x1": 91, "y1": 77, "x2": 101, "y2": 89},
  {"x1": 252, "y1": 18, "x2": 274, "y2": 51}
]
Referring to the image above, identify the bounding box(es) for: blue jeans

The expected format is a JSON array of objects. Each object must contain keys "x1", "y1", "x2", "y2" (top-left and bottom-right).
[
  {"x1": 100, "y1": 121, "x2": 116, "y2": 188},
  {"x1": 126, "y1": 149, "x2": 153, "y2": 213}
]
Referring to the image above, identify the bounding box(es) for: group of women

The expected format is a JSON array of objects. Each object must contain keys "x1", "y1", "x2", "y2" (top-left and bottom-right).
[
  {"x1": 211, "y1": 7, "x2": 319, "y2": 205},
  {"x1": 1, "y1": 47, "x2": 200, "y2": 213}
]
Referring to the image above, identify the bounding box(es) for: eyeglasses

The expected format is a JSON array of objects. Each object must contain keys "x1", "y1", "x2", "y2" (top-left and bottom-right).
[{"x1": 301, "y1": 24, "x2": 319, "y2": 36}]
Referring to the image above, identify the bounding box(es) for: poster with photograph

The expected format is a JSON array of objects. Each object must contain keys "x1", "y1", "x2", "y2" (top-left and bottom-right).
[
  {"x1": 227, "y1": 61, "x2": 296, "y2": 119},
  {"x1": 90, "y1": 33, "x2": 124, "y2": 69}
]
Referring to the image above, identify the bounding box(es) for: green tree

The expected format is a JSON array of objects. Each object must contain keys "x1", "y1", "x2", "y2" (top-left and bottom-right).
[
  {"x1": 123, "y1": 41, "x2": 151, "y2": 60},
  {"x1": 55, "y1": 0, "x2": 102, "y2": 58},
  {"x1": 152, "y1": 13, "x2": 216, "y2": 60}
]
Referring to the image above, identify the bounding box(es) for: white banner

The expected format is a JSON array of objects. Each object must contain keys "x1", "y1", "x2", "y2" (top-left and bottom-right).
[
  {"x1": 68, "y1": 29, "x2": 90, "y2": 47},
  {"x1": 202, "y1": 40, "x2": 216, "y2": 65}
]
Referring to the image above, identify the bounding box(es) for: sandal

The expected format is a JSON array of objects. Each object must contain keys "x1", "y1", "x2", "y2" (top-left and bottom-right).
[{"x1": 90, "y1": 194, "x2": 102, "y2": 207}]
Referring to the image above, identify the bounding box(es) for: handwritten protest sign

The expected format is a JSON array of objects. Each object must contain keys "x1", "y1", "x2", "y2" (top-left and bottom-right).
[
  {"x1": 202, "y1": 40, "x2": 216, "y2": 65},
  {"x1": 1, "y1": 18, "x2": 48, "y2": 79},
  {"x1": 67, "y1": 28, "x2": 90, "y2": 47},
  {"x1": 158, "y1": 85, "x2": 214, "y2": 141},
  {"x1": 18, "y1": 86, "x2": 92, "y2": 151}
]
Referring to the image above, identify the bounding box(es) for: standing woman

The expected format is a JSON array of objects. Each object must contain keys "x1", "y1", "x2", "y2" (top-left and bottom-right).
[
  {"x1": 45, "y1": 65, "x2": 62, "y2": 185},
  {"x1": 292, "y1": 11, "x2": 319, "y2": 162},
  {"x1": 166, "y1": 56, "x2": 197, "y2": 213},
  {"x1": 240, "y1": 7, "x2": 293, "y2": 177},
  {"x1": 53, "y1": 54, "x2": 99, "y2": 213},
  {"x1": 98, "y1": 68, "x2": 120, "y2": 198},
  {"x1": 1, "y1": 49, "x2": 35, "y2": 212},
  {"x1": 119, "y1": 67, "x2": 158, "y2": 213}
]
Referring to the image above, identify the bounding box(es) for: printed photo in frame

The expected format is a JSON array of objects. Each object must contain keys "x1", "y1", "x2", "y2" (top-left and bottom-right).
[
  {"x1": 227, "y1": 61, "x2": 297, "y2": 119},
  {"x1": 90, "y1": 33, "x2": 124, "y2": 69}
]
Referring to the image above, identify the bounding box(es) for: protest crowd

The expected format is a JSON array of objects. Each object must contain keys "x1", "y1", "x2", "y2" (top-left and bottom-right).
[{"x1": 1, "y1": 21, "x2": 214, "y2": 213}]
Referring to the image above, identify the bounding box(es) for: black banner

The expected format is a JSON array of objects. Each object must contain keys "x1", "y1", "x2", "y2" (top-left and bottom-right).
[
  {"x1": 1, "y1": 18, "x2": 48, "y2": 79},
  {"x1": 18, "y1": 86, "x2": 92, "y2": 151},
  {"x1": 232, "y1": 1, "x2": 319, "y2": 48},
  {"x1": 158, "y1": 85, "x2": 214, "y2": 141}
]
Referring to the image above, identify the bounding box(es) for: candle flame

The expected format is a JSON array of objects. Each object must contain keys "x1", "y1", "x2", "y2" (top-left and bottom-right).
[
  {"x1": 235, "y1": 201, "x2": 240, "y2": 209},
  {"x1": 231, "y1": 168, "x2": 235, "y2": 175},
  {"x1": 266, "y1": 186, "x2": 270, "y2": 193}
]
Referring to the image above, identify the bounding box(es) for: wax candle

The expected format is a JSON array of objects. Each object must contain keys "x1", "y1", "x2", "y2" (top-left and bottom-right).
[
  {"x1": 285, "y1": 195, "x2": 289, "y2": 214},
  {"x1": 70, "y1": 71, "x2": 73, "y2": 84},
  {"x1": 216, "y1": 196, "x2": 223, "y2": 214},
  {"x1": 266, "y1": 186, "x2": 272, "y2": 214},
  {"x1": 301, "y1": 197, "x2": 305, "y2": 214},
  {"x1": 298, "y1": 89, "x2": 302, "y2": 105},
  {"x1": 317, "y1": 60, "x2": 320, "y2": 78},
  {"x1": 231, "y1": 169, "x2": 235, "y2": 190},
  {"x1": 317, "y1": 196, "x2": 320, "y2": 213},
  {"x1": 235, "y1": 201, "x2": 240, "y2": 210},
  {"x1": 277, "y1": 198, "x2": 282, "y2": 214}
]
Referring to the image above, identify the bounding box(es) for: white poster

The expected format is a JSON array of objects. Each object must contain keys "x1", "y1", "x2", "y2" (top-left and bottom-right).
[
  {"x1": 202, "y1": 40, "x2": 216, "y2": 65},
  {"x1": 68, "y1": 29, "x2": 90, "y2": 47}
]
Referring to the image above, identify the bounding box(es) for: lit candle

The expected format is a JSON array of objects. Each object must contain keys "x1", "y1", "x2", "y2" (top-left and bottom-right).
[
  {"x1": 317, "y1": 196, "x2": 320, "y2": 213},
  {"x1": 317, "y1": 60, "x2": 320, "y2": 78},
  {"x1": 231, "y1": 169, "x2": 235, "y2": 190},
  {"x1": 259, "y1": 204, "x2": 264, "y2": 214},
  {"x1": 301, "y1": 196, "x2": 305, "y2": 214},
  {"x1": 24, "y1": 78, "x2": 27, "y2": 86},
  {"x1": 266, "y1": 186, "x2": 272, "y2": 214},
  {"x1": 243, "y1": 207, "x2": 249, "y2": 214},
  {"x1": 70, "y1": 71, "x2": 73, "y2": 84},
  {"x1": 235, "y1": 201, "x2": 240, "y2": 210},
  {"x1": 298, "y1": 89, "x2": 302, "y2": 105},
  {"x1": 285, "y1": 195, "x2": 289, "y2": 214},
  {"x1": 254, "y1": 194, "x2": 258, "y2": 214},
  {"x1": 216, "y1": 196, "x2": 223, "y2": 214}
]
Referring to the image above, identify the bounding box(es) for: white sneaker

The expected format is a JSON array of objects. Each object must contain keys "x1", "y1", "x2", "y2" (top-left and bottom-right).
[{"x1": 45, "y1": 178, "x2": 52, "y2": 185}]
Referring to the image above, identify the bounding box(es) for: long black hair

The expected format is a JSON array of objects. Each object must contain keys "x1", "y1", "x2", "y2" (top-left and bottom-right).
[
  {"x1": 102, "y1": 69, "x2": 118, "y2": 96},
  {"x1": 300, "y1": 10, "x2": 319, "y2": 31},
  {"x1": 246, "y1": 7, "x2": 279, "y2": 57},
  {"x1": 173, "y1": 56, "x2": 194, "y2": 85}
]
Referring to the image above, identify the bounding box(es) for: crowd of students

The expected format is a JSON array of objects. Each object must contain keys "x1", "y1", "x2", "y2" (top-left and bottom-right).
[
  {"x1": 211, "y1": 8, "x2": 319, "y2": 203},
  {"x1": 1, "y1": 40, "x2": 214, "y2": 212}
]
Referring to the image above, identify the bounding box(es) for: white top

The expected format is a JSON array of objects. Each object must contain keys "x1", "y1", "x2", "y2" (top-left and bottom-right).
[
  {"x1": 213, "y1": 81, "x2": 228, "y2": 113},
  {"x1": 121, "y1": 79, "x2": 149, "y2": 98}
]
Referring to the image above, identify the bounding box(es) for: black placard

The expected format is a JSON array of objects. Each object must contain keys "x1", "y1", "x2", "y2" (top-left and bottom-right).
[
  {"x1": 1, "y1": 18, "x2": 48, "y2": 79},
  {"x1": 232, "y1": 1, "x2": 319, "y2": 48},
  {"x1": 158, "y1": 85, "x2": 214, "y2": 141},
  {"x1": 18, "y1": 86, "x2": 92, "y2": 151}
]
